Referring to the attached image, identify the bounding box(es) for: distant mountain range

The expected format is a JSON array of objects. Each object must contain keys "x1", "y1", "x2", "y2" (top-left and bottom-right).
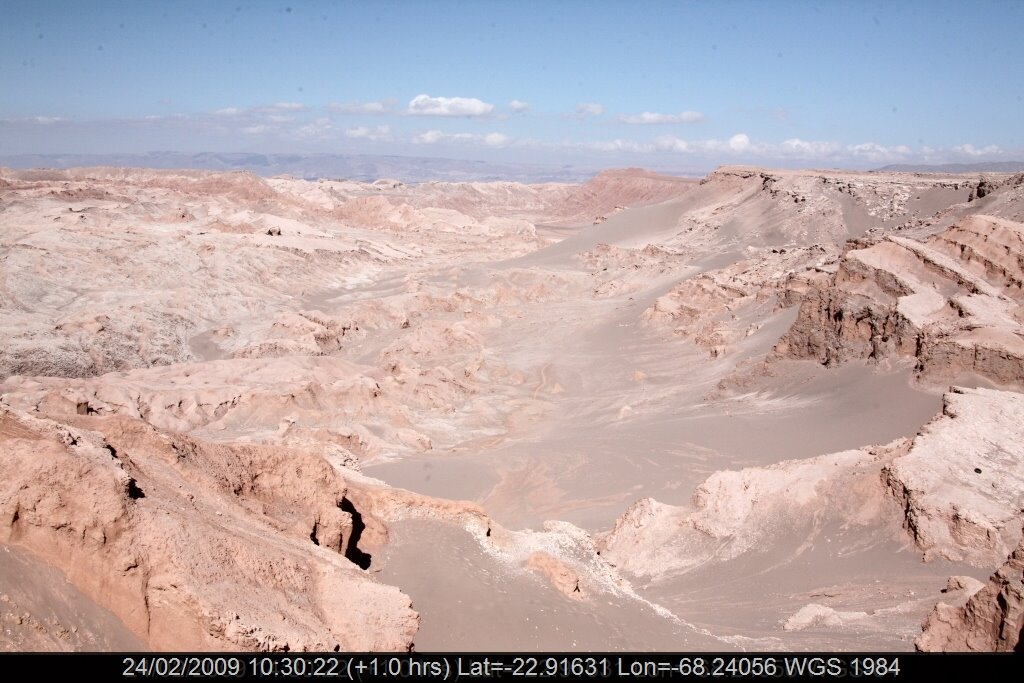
[
  {"x1": 0, "y1": 151, "x2": 600, "y2": 184},
  {"x1": 876, "y1": 161, "x2": 1024, "y2": 173}
]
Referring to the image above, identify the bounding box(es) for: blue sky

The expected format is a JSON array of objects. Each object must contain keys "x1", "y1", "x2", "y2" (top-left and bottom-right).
[{"x1": 1, "y1": 0, "x2": 1021, "y2": 170}]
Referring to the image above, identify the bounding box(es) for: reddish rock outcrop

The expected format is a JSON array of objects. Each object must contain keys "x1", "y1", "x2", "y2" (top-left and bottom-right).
[
  {"x1": 0, "y1": 404, "x2": 419, "y2": 651},
  {"x1": 916, "y1": 530, "x2": 1024, "y2": 652}
]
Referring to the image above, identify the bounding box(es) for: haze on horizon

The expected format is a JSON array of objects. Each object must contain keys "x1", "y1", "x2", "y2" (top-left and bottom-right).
[{"x1": 1, "y1": 0, "x2": 1021, "y2": 173}]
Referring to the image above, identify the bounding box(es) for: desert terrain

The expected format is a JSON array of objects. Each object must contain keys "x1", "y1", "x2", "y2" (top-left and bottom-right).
[{"x1": 1, "y1": 164, "x2": 1023, "y2": 652}]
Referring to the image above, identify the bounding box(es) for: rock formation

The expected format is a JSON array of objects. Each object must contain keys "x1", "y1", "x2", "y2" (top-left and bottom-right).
[
  {"x1": 917, "y1": 529, "x2": 1024, "y2": 652},
  {"x1": 776, "y1": 216, "x2": 1024, "y2": 386},
  {"x1": 3, "y1": 164, "x2": 1024, "y2": 651},
  {"x1": 882, "y1": 388, "x2": 1024, "y2": 567},
  {"x1": 600, "y1": 386, "x2": 1024, "y2": 574},
  {"x1": 0, "y1": 403, "x2": 419, "y2": 651}
]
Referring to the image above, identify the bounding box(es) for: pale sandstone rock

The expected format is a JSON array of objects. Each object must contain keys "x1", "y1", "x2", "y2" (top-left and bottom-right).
[
  {"x1": 783, "y1": 604, "x2": 869, "y2": 632},
  {"x1": 778, "y1": 216, "x2": 1024, "y2": 386},
  {"x1": 882, "y1": 387, "x2": 1024, "y2": 566},
  {"x1": 602, "y1": 387, "x2": 1024, "y2": 576}
]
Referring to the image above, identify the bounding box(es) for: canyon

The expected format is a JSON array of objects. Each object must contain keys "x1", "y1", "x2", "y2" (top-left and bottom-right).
[{"x1": 2, "y1": 164, "x2": 1023, "y2": 652}]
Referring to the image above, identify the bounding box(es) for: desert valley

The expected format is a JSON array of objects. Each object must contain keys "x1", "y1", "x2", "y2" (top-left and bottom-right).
[{"x1": 1, "y1": 163, "x2": 1022, "y2": 652}]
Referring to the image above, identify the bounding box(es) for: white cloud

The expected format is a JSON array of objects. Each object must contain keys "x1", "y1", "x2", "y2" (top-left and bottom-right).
[
  {"x1": 654, "y1": 136, "x2": 690, "y2": 153},
  {"x1": 776, "y1": 138, "x2": 915, "y2": 163},
  {"x1": 411, "y1": 130, "x2": 511, "y2": 147},
  {"x1": 952, "y1": 143, "x2": 1003, "y2": 157},
  {"x1": 728, "y1": 133, "x2": 751, "y2": 152},
  {"x1": 692, "y1": 134, "x2": 755, "y2": 155},
  {"x1": 779, "y1": 138, "x2": 842, "y2": 157},
  {"x1": 484, "y1": 132, "x2": 509, "y2": 147},
  {"x1": 294, "y1": 118, "x2": 334, "y2": 139},
  {"x1": 688, "y1": 135, "x2": 911, "y2": 163},
  {"x1": 345, "y1": 125, "x2": 392, "y2": 141},
  {"x1": 763, "y1": 138, "x2": 914, "y2": 163},
  {"x1": 620, "y1": 111, "x2": 705, "y2": 124},
  {"x1": 413, "y1": 129, "x2": 445, "y2": 144},
  {"x1": 584, "y1": 138, "x2": 652, "y2": 153},
  {"x1": 329, "y1": 100, "x2": 394, "y2": 114},
  {"x1": 574, "y1": 102, "x2": 605, "y2": 117},
  {"x1": 509, "y1": 99, "x2": 531, "y2": 113},
  {"x1": 214, "y1": 103, "x2": 306, "y2": 117},
  {"x1": 845, "y1": 142, "x2": 911, "y2": 163},
  {"x1": 10, "y1": 107, "x2": 1014, "y2": 169},
  {"x1": 407, "y1": 94, "x2": 494, "y2": 117},
  {"x1": 566, "y1": 132, "x2": 916, "y2": 164}
]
